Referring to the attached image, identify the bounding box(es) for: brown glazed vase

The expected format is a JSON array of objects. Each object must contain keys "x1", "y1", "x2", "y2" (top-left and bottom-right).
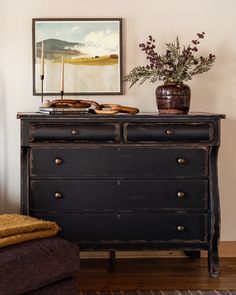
[{"x1": 156, "y1": 82, "x2": 191, "y2": 114}]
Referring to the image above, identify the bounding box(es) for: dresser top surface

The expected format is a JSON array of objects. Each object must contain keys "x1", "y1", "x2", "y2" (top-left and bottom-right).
[{"x1": 17, "y1": 112, "x2": 225, "y2": 121}]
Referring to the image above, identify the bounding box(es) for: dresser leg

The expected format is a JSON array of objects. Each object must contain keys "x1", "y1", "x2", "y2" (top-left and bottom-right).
[
  {"x1": 208, "y1": 246, "x2": 220, "y2": 278},
  {"x1": 184, "y1": 251, "x2": 201, "y2": 259},
  {"x1": 107, "y1": 250, "x2": 116, "y2": 270}
]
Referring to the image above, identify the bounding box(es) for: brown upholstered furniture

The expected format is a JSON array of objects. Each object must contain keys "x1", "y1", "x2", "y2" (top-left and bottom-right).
[{"x1": 0, "y1": 236, "x2": 79, "y2": 294}]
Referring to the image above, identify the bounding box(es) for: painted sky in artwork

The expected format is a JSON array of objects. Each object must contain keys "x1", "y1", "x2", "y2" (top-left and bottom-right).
[{"x1": 36, "y1": 20, "x2": 120, "y2": 57}]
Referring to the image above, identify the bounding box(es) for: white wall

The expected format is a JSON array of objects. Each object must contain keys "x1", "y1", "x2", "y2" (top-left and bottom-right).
[{"x1": 0, "y1": 0, "x2": 235, "y2": 240}]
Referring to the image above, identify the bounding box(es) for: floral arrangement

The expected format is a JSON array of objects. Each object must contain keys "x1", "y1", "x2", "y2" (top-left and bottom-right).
[{"x1": 124, "y1": 32, "x2": 216, "y2": 87}]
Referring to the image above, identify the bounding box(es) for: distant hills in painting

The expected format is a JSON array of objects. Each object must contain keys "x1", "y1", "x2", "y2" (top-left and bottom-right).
[
  {"x1": 36, "y1": 39, "x2": 84, "y2": 60},
  {"x1": 36, "y1": 39, "x2": 119, "y2": 66}
]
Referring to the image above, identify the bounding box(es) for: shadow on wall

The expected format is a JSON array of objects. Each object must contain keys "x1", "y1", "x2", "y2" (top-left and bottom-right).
[
  {"x1": 190, "y1": 39, "x2": 236, "y2": 113},
  {"x1": 0, "y1": 72, "x2": 6, "y2": 213},
  {"x1": 189, "y1": 40, "x2": 236, "y2": 239},
  {"x1": 191, "y1": 39, "x2": 236, "y2": 239},
  {"x1": 219, "y1": 119, "x2": 236, "y2": 240}
]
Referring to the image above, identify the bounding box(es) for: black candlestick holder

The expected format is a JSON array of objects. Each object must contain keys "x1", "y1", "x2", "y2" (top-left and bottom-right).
[
  {"x1": 40, "y1": 74, "x2": 44, "y2": 104},
  {"x1": 60, "y1": 90, "x2": 64, "y2": 100}
]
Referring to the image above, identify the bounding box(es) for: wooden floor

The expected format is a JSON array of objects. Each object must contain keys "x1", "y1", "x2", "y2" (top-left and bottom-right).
[{"x1": 78, "y1": 257, "x2": 236, "y2": 290}]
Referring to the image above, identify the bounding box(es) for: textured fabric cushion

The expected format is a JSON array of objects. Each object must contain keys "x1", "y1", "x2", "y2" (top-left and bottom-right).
[{"x1": 0, "y1": 236, "x2": 79, "y2": 295}]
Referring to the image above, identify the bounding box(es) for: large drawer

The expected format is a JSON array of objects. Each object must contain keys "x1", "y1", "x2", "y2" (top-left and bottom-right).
[
  {"x1": 32, "y1": 213, "x2": 208, "y2": 242},
  {"x1": 29, "y1": 122, "x2": 120, "y2": 143},
  {"x1": 30, "y1": 147, "x2": 208, "y2": 178},
  {"x1": 30, "y1": 179, "x2": 208, "y2": 212},
  {"x1": 124, "y1": 123, "x2": 213, "y2": 143}
]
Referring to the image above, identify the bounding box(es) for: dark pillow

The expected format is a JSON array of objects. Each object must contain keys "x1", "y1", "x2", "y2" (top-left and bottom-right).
[{"x1": 0, "y1": 236, "x2": 79, "y2": 295}]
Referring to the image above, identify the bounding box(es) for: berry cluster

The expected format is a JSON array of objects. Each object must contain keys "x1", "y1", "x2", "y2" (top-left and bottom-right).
[{"x1": 124, "y1": 32, "x2": 216, "y2": 86}]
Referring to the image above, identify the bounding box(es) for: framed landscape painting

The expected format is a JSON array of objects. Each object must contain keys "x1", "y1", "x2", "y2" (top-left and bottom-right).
[{"x1": 32, "y1": 18, "x2": 123, "y2": 96}]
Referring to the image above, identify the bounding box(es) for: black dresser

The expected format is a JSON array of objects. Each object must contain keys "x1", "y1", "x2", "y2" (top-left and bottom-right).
[{"x1": 17, "y1": 112, "x2": 225, "y2": 277}]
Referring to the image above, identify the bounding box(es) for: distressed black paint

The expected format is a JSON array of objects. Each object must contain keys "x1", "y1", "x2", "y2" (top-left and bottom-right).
[{"x1": 17, "y1": 112, "x2": 225, "y2": 277}]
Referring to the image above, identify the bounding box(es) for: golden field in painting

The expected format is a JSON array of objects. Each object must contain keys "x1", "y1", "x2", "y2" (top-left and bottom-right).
[{"x1": 63, "y1": 55, "x2": 119, "y2": 66}]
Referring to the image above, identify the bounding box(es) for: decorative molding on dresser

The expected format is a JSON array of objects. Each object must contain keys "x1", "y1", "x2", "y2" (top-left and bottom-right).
[{"x1": 17, "y1": 112, "x2": 225, "y2": 277}]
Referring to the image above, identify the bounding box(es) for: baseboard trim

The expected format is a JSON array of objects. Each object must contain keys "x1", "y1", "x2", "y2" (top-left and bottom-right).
[
  {"x1": 210, "y1": 241, "x2": 236, "y2": 257},
  {"x1": 80, "y1": 241, "x2": 236, "y2": 259}
]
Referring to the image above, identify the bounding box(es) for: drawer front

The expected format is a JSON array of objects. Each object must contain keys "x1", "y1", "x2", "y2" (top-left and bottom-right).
[
  {"x1": 30, "y1": 179, "x2": 208, "y2": 212},
  {"x1": 32, "y1": 213, "x2": 207, "y2": 242},
  {"x1": 30, "y1": 147, "x2": 208, "y2": 178},
  {"x1": 30, "y1": 122, "x2": 120, "y2": 142},
  {"x1": 124, "y1": 123, "x2": 213, "y2": 143}
]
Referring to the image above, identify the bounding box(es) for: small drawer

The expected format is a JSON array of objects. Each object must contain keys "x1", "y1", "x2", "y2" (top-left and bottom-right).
[
  {"x1": 30, "y1": 146, "x2": 208, "y2": 178},
  {"x1": 30, "y1": 179, "x2": 208, "y2": 212},
  {"x1": 29, "y1": 122, "x2": 120, "y2": 142},
  {"x1": 31, "y1": 213, "x2": 207, "y2": 243},
  {"x1": 124, "y1": 123, "x2": 213, "y2": 143}
]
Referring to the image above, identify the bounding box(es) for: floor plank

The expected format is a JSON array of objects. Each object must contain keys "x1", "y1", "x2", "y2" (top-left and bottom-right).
[{"x1": 78, "y1": 258, "x2": 236, "y2": 290}]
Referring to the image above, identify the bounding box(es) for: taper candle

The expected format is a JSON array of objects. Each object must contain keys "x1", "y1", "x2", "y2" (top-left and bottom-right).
[
  {"x1": 41, "y1": 41, "x2": 44, "y2": 76},
  {"x1": 60, "y1": 56, "x2": 64, "y2": 92}
]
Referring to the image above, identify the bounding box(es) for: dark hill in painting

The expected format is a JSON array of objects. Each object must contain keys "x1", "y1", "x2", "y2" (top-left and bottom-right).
[{"x1": 36, "y1": 39, "x2": 84, "y2": 60}]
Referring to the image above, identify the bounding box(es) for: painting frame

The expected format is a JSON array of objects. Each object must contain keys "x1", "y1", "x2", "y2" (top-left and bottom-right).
[{"x1": 32, "y1": 18, "x2": 123, "y2": 96}]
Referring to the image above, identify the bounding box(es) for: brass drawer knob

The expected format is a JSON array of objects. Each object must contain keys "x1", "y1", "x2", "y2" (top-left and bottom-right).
[
  {"x1": 165, "y1": 130, "x2": 173, "y2": 135},
  {"x1": 177, "y1": 191, "x2": 185, "y2": 198},
  {"x1": 55, "y1": 158, "x2": 63, "y2": 165},
  {"x1": 177, "y1": 225, "x2": 185, "y2": 232},
  {"x1": 177, "y1": 158, "x2": 186, "y2": 164},
  {"x1": 71, "y1": 130, "x2": 78, "y2": 135},
  {"x1": 54, "y1": 192, "x2": 63, "y2": 199}
]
